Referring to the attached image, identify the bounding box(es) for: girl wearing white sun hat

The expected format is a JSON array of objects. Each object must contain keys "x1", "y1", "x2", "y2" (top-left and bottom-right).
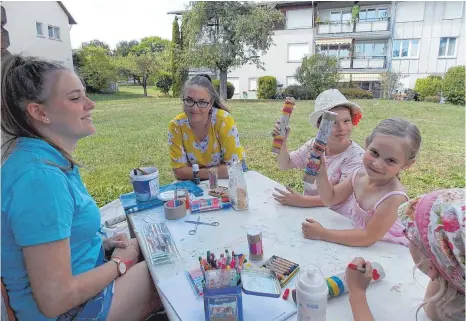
[{"x1": 272, "y1": 89, "x2": 364, "y2": 211}]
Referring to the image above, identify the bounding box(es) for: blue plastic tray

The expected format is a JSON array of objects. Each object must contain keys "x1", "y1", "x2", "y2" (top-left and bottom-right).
[{"x1": 119, "y1": 181, "x2": 204, "y2": 214}]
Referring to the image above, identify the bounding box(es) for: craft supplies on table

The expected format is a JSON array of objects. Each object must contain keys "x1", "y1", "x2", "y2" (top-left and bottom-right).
[
  {"x1": 140, "y1": 222, "x2": 181, "y2": 265},
  {"x1": 228, "y1": 161, "x2": 249, "y2": 211},
  {"x1": 187, "y1": 266, "x2": 205, "y2": 296},
  {"x1": 119, "y1": 181, "x2": 203, "y2": 214},
  {"x1": 247, "y1": 228, "x2": 264, "y2": 262},
  {"x1": 185, "y1": 216, "x2": 219, "y2": 235},
  {"x1": 261, "y1": 255, "x2": 300, "y2": 287},
  {"x1": 190, "y1": 198, "x2": 231, "y2": 214},
  {"x1": 164, "y1": 199, "x2": 187, "y2": 220},
  {"x1": 272, "y1": 98, "x2": 295, "y2": 155},
  {"x1": 303, "y1": 111, "x2": 337, "y2": 184},
  {"x1": 208, "y1": 186, "x2": 229, "y2": 201},
  {"x1": 104, "y1": 214, "x2": 126, "y2": 227}
]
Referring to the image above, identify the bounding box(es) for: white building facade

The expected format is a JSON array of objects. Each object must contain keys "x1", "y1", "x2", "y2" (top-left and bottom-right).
[
  {"x1": 1, "y1": 1, "x2": 76, "y2": 69},
  {"x1": 227, "y1": 1, "x2": 465, "y2": 99}
]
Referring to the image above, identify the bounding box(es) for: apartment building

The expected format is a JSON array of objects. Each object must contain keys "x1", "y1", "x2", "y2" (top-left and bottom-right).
[{"x1": 227, "y1": 1, "x2": 465, "y2": 99}]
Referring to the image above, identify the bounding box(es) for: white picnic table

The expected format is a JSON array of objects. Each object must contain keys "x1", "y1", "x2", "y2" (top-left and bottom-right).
[{"x1": 100, "y1": 170, "x2": 430, "y2": 321}]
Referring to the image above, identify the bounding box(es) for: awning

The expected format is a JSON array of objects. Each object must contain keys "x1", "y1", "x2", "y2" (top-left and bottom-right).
[
  {"x1": 339, "y1": 73, "x2": 381, "y2": 82},
  {"x1": 315, "y1": 38, "x2": 352, "y2": 45}
]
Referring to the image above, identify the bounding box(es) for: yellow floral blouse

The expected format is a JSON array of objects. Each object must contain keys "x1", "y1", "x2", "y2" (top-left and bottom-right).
[{"x1": 168, "y1": 108, "x2": 245, "y2": 169}]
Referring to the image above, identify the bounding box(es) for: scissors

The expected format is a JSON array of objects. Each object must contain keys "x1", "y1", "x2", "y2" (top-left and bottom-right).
[{"x1": 185, "y1": 216, "x2": 220, "y2": 235}]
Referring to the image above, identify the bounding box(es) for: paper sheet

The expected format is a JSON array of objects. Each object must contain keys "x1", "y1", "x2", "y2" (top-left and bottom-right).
[{"x1": 158, "y1": 273, "x2": 297, "y2": 321}]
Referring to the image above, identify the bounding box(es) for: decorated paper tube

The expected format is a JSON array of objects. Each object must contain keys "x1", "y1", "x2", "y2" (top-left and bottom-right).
[
  {"x1": 303, "y1": 111, "x2": 337, "y2": 184},
  {"x1": 272, "y1": 97, "x2": 295, "y2": 154}
]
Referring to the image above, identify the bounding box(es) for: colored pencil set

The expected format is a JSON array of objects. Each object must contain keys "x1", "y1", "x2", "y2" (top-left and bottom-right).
[{"x1": 261, "y1": 255, "x2": 300, "y2": 287}]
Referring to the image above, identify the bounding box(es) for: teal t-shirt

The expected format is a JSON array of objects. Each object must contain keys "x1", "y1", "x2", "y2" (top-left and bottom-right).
[{"x1": 1, "y1": 138, "x2": 103, "y2": 320}]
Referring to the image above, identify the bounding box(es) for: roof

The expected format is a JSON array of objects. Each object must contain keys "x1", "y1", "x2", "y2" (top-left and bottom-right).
[{"x1": 57, "y1": 1, "x2": 77, "y2": 25}]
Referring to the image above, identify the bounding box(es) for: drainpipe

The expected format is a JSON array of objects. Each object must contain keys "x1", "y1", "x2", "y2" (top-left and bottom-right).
[{"x1": 387, "y1": 1, "x2": 396, "y2": 72}]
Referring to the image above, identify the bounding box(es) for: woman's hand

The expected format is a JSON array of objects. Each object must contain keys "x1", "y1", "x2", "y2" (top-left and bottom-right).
[
  {"x1": 346, "y1": 257, "x2": 373, "y2": 295},
  {"x1": 103, "y1": 233, "x2": 129, "y2": 251},
  {"x1": 302, "y1": 218, "x2": 327, "y2": 240},
  {"x1": 272, "y1": 120, "x2": 291, "y2": 140},
  {"x1": 272, "y1": 186, "x2": 306, "y2": 207},
  {"x1": 112, "y1": 245, "x2": 139, "y2": 268}
]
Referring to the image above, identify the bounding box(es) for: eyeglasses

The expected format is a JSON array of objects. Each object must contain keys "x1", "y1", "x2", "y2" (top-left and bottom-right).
[
  {"x1": 403, "y1": 227, "x2": 430, "y2": 259},
  {"x1": 182, "y1": 98, "x2": 211, "y2": 108}
]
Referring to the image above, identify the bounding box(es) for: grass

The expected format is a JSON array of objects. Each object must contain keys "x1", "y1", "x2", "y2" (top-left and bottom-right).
[{"x1": 80, "y1": 87, "x2": 465, "y2": 207}]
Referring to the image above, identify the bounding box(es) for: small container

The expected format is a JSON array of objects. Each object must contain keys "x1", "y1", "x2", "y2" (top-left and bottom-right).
[
  {"x1": 247, "y1": 228, "x2": 263, "y2": 262},
  {"x1": 241, "y1": 268, "x2": 281, "y2": 298},
  {"x1": 164, "y1": 199, "x2": 186, "y2": 220},
  {"x1": 192, "y1": 164, "x2": 200, "y2": 185},
  {"x1": 208, "y1": 167, "x2": 218, "y2": 189},
  {"x1": 130, "y1": 166, "x2": 159, "y2": 202}
]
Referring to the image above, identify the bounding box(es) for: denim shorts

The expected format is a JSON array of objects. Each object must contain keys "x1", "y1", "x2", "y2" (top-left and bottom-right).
[{"x1": 57, "y1": 248, "x2": 114, "y2": 320}]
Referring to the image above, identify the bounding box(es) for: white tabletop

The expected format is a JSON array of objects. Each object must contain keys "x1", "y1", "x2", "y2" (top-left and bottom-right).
[{"x1": 100, "y1": 170, "x2": 430, "y2": 321}]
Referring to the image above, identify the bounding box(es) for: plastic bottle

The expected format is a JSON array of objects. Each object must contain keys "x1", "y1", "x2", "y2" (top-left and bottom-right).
[
  {"x1": 296, "y1": 266, "x2": 328, "y2": 321},
  {"x1": 192, "y1": 164, "x2": 200, "y2": 185}
]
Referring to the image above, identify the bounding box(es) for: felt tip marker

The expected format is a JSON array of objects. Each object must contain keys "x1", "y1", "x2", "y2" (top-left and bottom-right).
[{"x1": 348, "y1": 263, "x2": 366, "y2": 273}]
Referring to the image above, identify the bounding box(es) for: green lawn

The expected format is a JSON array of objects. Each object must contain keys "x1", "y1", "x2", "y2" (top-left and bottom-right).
[{"x1": 81, "y1": 87, "x2": 465, "y2": 207}]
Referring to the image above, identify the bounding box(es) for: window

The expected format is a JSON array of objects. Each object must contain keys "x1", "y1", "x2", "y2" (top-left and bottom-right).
[
  {"x1": 392, "y1": 39, "x2": 420, "y2": 58},
  {"x1": 48, "y1": 25, "x2": 60, "y2": 40},
  {"x1": 318, "y1": 44, "x2": 351, "y2": 58},
  {"x1": 36, "y1": 22, "x2": 43, "y2": 36},
  {"x1": 288, "y1": 43, "x2": 309, "y2": 62},
  {"x1": 248, "y1": 78, "x2": 257, "y2": 91},
  {"x1": 438, "y1": 37, "x2": 457, "y2": 57},
  {"x1": 329, "y1": 11, "x2": 350, "y2": 23},
  {"x1": 355, "y1": 41, "x2": 387, "y2": 58},
  {"x1": 286, "y1": 8, "x2": 313, "y2": 29},
  {"x1": 359, "y1": 7, "x2": 388, "y2": 21}
]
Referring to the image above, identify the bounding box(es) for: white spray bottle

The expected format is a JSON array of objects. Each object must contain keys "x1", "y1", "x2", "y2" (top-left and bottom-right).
[{"x1": 296, "y1": 265, "x2": 328, "y2": 321}]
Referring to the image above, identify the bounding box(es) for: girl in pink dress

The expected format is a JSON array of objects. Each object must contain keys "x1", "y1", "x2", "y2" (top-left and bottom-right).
[{"x1": 302, "y1": 118, "x2": 422, "y2": 247}]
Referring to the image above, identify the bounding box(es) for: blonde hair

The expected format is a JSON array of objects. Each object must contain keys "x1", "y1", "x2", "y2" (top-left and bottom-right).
[{"x1": 414, "y1": 258, "x2": 465, "y2": 321}]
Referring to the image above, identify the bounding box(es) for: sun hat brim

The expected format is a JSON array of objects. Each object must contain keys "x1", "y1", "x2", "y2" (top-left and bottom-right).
[{"x1": 309, "y1": 101, "x2": 363, "y2": 128}]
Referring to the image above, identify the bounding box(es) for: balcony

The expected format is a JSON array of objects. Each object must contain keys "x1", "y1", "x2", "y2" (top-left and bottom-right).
[
  {"x1": 316, "y1": 18, "x2": 390, "y2": 38},
  {"x1": 339, "y1": 56, "x2": 387, "y2": 70}
]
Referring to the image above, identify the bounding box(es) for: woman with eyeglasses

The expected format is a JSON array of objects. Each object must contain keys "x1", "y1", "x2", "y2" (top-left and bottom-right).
[
  {"x1": 168, "y1": 74, "x2": 246, "y2": 180},
  {"x1": 345, "y1": 189, "x2": 464, "y2": 321}
]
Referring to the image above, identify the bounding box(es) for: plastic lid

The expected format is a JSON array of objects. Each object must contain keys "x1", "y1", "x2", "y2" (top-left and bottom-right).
[
  {"x1": 221, "y1": 202, "x2": 232, "y2": 210},
  {"x1": 297, "y1": 266, "x2": 327, "y2": 294},
  {"x1": 192, "y1": 164, "x2": 199, "y2": 171}
]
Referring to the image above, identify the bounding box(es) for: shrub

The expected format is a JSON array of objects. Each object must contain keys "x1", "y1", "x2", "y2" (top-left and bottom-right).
[
  {"x1": 257, "y1": 76, "x2": 277, "y2": 99},
  {"x1": 283, "y1": 85, "x2": 312, "y2": 100},
  {"x1": 443, "y1": 66, "x2": 465, "y2": 105},
  {"x1": 424, "y1": 96, "x2": 441, "y2": 103},
  {"x1": 212, "y1": 80, "x2": 235, "y2": 99},
  {"x1": 414, "y1": 76, "x2": 443, "y2": 100},
  {"x1": 155, "y1": 73, "x2": 173, "y2": 95},
  {"x1": 339, "y1": 88, "x2": 374, "y2": 99}
]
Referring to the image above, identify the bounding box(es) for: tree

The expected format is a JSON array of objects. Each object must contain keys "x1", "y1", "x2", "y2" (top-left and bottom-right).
[
  {"x1": 117, "y1": 49, "x2": 170, "y2": 96},
  {"x1": 81, "y1": 39, "x2": 112, "y2": 55},
  {"x1": 294, "y1": 54, "x2": 340, "y2": 99},
  {"x1": 115, "y1": 40, "x2": 139, "y2": 57},
  {"x1": 171, "y1": 16, "x2": 183, "y2": 97},
  {"x1": 131, "y1": 36, "x2": 170, "y2": 55},
  {"x1": 443, "y1": 66, "x2": 465, "y2": 105},
  {"x1": 414, "y1": 76, "x2": 443, "y2": 100},
  {"x1": 380, "y1": 71, "x2": 402, "y2": 99},
  {"x1": 78, "y1": 46, "x2": 117, "y2": 92},
  {"x1": 182, "y1": 2, "x2": 284, "y2": 99}
]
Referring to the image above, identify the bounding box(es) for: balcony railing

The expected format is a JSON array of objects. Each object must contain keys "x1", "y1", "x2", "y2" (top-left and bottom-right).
[
  {"x1": 316, "y1": 17, "x2": 390, "y2": 35},
  {"x1": 339, "y1": 56, "x2": 387, "y2": 69}
]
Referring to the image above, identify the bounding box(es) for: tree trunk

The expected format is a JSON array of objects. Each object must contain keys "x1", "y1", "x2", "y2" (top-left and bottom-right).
[
  {"x1": 143, "y1": 76, "x2": 148, "y2": 97},
  {"x1": 133, "y1": 75, "x2": 137, "y2": 84},
  {"x1": 219, "y1": 69, "x2": 228, "y2": 100}
]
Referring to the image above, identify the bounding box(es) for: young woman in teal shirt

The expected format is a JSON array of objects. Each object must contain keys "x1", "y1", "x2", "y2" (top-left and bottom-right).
[{"x1": 1, "y1": 55, "x2": 161, "y2": 321}]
